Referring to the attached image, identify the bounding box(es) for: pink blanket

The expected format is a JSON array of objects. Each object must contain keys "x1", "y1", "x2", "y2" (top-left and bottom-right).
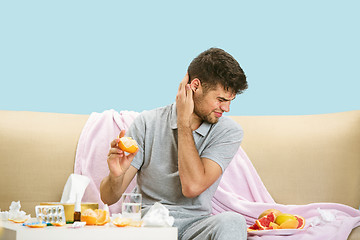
[
  {"x1": 74, "y1": 110, "x2": 139, "y2": 213},
  {"x1": 75, "y1": 110, "x2": 360, "y2": 239},
  {"x1": 213, "y1": 147, "x2": 360, "y2": 239}
]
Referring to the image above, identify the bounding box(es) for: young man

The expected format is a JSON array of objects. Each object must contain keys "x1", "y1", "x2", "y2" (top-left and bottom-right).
[{"x1": 100, "y1": 48, "x2": 248, "y2": 239}]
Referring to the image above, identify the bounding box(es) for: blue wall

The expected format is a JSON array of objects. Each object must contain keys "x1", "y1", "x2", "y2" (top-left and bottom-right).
[{"x1": 1, "y1": 1, "x2": 359, "y2": 116}]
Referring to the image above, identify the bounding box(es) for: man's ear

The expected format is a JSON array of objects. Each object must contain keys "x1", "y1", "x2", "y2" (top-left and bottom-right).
[{"x1": 190, "y1": 78, "x2": 201, "y2": 92}]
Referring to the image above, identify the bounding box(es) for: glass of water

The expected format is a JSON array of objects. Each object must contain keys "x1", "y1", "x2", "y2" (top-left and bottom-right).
[{"x1": 121, "y1": 193, "x2": 142, "y2": 221}]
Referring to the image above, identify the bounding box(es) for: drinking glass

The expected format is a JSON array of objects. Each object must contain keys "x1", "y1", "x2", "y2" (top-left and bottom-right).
[{"x1": 121, "y1": 193, "x2": 142, "y2": 221}]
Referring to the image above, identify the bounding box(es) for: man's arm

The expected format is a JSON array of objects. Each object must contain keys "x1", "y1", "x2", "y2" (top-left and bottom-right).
[
  {"x1": 100, "y1": 130, "x2": 138, "y2": 205},
  {"x1": 177, "y1": 124, "x2": 223, "y2": 198},
  {"x1": 100, "y1": 165, "x2": 138, "y2": 205},
  {"x1": 176, "y1": 74, "x2": 223, "y2": 198}
]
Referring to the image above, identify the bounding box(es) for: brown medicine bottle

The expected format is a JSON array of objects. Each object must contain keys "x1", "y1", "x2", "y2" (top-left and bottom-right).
[{"x1": 73, "y1": 200, "x2": 81, "y2": 222}]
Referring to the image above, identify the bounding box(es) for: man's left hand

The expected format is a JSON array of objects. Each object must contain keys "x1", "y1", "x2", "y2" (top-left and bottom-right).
[{"x1": 176, "y1": 73, "x2": 194, "y2": 128}]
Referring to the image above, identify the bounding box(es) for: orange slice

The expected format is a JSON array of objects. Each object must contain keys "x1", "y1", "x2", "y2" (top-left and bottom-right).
[
  {"x1": 112, "y1": 217, "x2": 143, "y2": 227},
  {"x1": 10, "y1": 218, "x2": 29, "y2": 223},
  {"x1": 118, "y1": 137, "x2": 138, "y2": 153},
  {"x1": 26, "y1": 223, "x2": 47, "y2": 228},
  {"x1": 294, "y1": 215, "x2": 306, "y2": 229},
  {"x1": 51, "y1": 222, "x2": 66, "y2": 226}
]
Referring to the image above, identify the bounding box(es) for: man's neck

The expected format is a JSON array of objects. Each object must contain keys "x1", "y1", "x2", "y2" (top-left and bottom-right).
[{"x1": 189, "y1": 114, "x2": 203, "y2": 131}]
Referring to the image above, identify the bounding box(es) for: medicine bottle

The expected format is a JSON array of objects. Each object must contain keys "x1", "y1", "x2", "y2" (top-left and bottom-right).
[{"x1": 73, "y1": 199, "x2": 81, "y2": 222}]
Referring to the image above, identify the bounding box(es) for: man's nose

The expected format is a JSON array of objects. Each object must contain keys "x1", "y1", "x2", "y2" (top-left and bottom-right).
[{"x1": 220, "y1": 101, "x2": 230, "y2": 112}]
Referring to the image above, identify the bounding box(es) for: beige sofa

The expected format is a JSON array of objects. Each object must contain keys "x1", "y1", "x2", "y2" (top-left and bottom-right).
[{"x1": 0, "y1": 110, "x2": 359, "y2": 239}]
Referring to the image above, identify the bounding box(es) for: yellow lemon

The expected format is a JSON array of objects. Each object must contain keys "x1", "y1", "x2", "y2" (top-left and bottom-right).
[{"x1": 275, "y1": 213, "x2": 297, "y2": 226}]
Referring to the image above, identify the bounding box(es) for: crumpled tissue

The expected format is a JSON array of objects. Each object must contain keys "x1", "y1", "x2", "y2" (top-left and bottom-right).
[
  {"x1": 60, "y1": 174, "x2": 90, "y2": 203},
  {"x1": 308, "y1": 207, "x2": 337, "y2": 226},
  {"x1": 0, "y1": 201, "x2": 30, "y2": 221},
  {"x1": 142, "y1": 202, "x2": 174, "y2": 227}
]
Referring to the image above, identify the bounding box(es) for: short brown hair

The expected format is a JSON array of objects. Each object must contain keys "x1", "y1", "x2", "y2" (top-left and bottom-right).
[{"x1": 187, "y1": 48, "x2": 248, "y2": 94}]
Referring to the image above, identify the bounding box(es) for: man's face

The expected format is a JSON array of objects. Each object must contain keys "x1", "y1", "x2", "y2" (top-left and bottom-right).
[{"x1": 193, "y1": 84, "x2": 236, "y2": 124}]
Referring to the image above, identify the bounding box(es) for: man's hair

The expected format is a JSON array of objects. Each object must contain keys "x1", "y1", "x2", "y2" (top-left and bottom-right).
[{"x1": 187, "y1": 48, "x2": 248, "y2": 95}]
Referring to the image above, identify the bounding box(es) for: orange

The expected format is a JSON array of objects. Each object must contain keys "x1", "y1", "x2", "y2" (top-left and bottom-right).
[
  {"x1": 258, "y1": 209, "x2": 282, "y2": 219},
  {"x1": 279, "y1": 219, "x2": 299, "y2": 229},
  {"x1": 81, "y1": 209, "x2": 110, "y2": 225},
  {"x1": 118, "y1": 137, "x2": 138, "y2": 153}
]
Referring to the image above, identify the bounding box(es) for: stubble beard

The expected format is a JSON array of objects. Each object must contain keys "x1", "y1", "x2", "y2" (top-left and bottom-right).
[{"x1": 193, "y1": 105, "x2": 219, "y2": 125}]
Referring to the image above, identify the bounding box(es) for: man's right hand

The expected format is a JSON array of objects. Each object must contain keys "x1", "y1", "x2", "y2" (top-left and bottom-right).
[{"x1": 107, "y1": 130, "x2": 138, "y2": 178}]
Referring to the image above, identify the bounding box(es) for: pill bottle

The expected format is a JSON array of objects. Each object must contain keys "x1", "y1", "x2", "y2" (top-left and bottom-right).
[{"x1": 73, "y1": 199, "x2": 81, "y2": 222}]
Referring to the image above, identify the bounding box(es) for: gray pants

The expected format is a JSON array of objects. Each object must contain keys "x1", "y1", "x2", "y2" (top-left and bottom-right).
[{"x1": 173, "y1": 211, "x2": 247, "y2": 240}]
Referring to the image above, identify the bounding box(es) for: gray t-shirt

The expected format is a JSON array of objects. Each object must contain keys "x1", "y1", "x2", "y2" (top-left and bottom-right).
[{"x1": 128, "y1": 103, "x2": 243, "y2": 216}]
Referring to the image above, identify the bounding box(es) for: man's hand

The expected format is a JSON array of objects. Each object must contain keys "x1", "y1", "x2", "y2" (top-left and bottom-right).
[
  {"x1": 107, "y1": 130, "x2": 138, "y2": 178},
  {"x1": 176, "y1": 73, "x2": 194, "y2": 128},
  {"x1": 100, "y1": 130, "x2": 138, "y2": 205}
]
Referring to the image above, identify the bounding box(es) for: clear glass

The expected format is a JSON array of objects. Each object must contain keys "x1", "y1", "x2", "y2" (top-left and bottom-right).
[{"x1": 121, "y1": 193, "x2": 142, "y2": 221}]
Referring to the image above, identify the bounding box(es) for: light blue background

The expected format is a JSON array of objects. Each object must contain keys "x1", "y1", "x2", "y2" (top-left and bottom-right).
[{"x1": 1, "y1": 1, "x2": 359, "y2": 116}]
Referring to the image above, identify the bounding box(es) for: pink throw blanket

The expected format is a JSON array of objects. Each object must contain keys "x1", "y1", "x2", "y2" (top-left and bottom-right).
[
  {"x1": 75, "y1": 110, "x2": 360, "y2": 239},
  {"x1": 74, "y1": 110, "x2": 139, "y2": 213}
]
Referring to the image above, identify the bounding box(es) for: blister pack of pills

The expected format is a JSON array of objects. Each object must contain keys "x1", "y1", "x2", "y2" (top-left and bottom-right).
[{"x1": 35, "y1": 205, "x2": 66, "y2": 223}]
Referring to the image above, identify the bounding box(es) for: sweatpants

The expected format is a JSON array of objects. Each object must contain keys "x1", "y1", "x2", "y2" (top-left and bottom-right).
[{"x1": 172, "y1": 211, "x2": 247, "y2": 240}]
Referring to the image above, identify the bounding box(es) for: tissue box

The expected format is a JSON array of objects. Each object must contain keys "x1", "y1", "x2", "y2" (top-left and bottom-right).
[{"x1": 40, "y1": 202, "x2": 98, "y2": 222}]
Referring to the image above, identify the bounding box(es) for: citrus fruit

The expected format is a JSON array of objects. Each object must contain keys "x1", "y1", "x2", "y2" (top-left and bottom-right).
[
  {"x1": 25, "y1": 223, "x2": 47, "y2": 228},
  {"x1": 279, "y1": 219, "x2": 299, "y2": 229},
  {"x1": 248, "y1": 222, "x2": 261, "y2": 231},
  {"x1": 51, "y1": 222, "x2": 66, "y2": 227},
  {"x1": 112, "y1": 217, "x2": 143, "y2": 227},
  {"x1": 10, "y1": 218, "x2": 28, "y2": 223},
  {"x1": 258, "y1": 209, "x2": 282, "y2": 219},
  {"x1": 265, "y1": 222, "x2": 279, "y2": 230},
  {"x1": 275, "y1": 213, "x2": 297, "y2": 226},
  {"x1": 294, "y1": 215, "x2": 305, "y2": 229},
  {"x1": 81, "y1": 209, "x2": 110, "y2": 225},
  {"x1": 118, "y1": 137, "x2": 138, "y2": 153},
  {"x1": 255, "y1": 212, "x2": 276, "y2": 230}
]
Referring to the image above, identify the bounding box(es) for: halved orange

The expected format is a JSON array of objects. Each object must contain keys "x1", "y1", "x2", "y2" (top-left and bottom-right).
[
  {"x1": 118, "y1": 137, "x2": 138, "y2": 153},
  {"x1": 81, "y1": 209, "x2": 110, "y2": 226}
]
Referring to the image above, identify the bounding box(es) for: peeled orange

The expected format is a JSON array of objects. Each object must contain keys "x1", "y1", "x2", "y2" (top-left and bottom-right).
[
  {"x1": 118, "y1": 137, "x2": 138, "y2": 153},
  {"x1": 81, "y1": 209, "x2": 110, "y2": 225}
]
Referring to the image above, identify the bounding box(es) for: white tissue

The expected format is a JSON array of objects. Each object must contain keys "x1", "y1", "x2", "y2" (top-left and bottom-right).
[
  {"x1": 308, "y1": 208, "x2": 337, "y2": 227},
  {"x1": 142, "y1": 202, "x2": 174, "y2": 227},
  {"x1": 0, "y1": 201, "x2": 30, "y2": 221},
  {"x1": 318, "y1": 207, "x2": 336, "y2": 222},
  {"x1": 60, "y1": 174, "x2": 90, "y2": 203}
]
